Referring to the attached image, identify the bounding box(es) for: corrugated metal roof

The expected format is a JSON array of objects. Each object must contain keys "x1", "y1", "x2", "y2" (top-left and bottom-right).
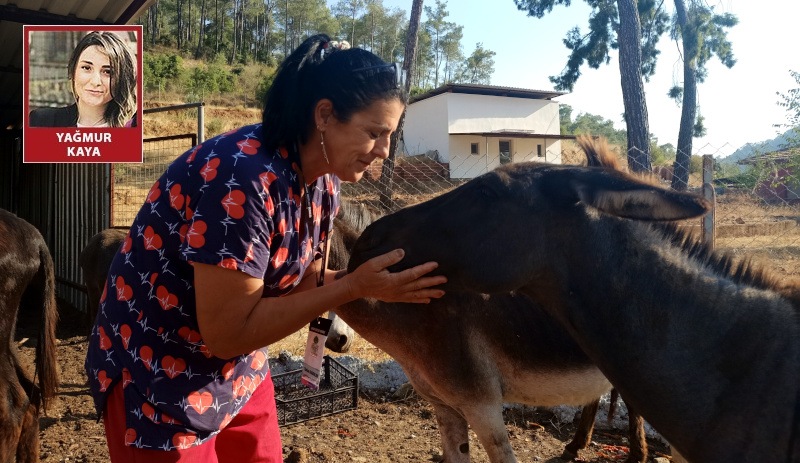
[{"x1": 0, "y1": 0, "x2": 154, "y2": 129}]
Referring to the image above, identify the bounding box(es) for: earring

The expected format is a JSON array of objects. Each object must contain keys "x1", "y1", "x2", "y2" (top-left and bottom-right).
[{"x1": 319, "y1": 130, "x2": 330, "y2": 165}]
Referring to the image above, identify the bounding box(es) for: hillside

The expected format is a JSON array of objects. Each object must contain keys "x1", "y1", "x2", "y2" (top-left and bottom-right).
[{"x1": 720, "y1": 126, "x2": 800, "y2": 164}]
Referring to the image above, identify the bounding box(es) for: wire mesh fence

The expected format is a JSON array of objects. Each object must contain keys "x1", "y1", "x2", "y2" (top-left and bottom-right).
[
  {"x1": 111, "y1": 133, "x2": 196, "y2": 227},
  {"x1": 110, "y1": 103, "x2": 203, "y2": 227}
]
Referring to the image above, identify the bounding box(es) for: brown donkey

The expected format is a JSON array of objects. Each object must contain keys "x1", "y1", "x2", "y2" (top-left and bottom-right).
[
  {"x1": 348, "y1": 137, "x2": 800, "y2": 462},
  {"x1": 0, "y1": 209, "x2": 59, "y2": 463}
]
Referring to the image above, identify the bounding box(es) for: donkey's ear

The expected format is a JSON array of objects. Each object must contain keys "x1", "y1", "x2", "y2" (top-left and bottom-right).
[{"x1": 543, "y1": 168, "x2": 711, "y2": 221}]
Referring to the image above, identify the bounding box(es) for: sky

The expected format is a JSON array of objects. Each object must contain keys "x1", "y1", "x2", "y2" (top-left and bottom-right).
[{"x1": 377, "y1": 0, "x2": 800, "y2": 158}]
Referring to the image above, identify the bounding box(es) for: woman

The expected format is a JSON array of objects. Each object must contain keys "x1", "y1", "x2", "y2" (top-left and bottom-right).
[
  {"x1": 84, "y1": 34, "x2": 446, "y2": 462},
  {"x1": 29, "y1": 31, "x2": 137, "y2": 128}
]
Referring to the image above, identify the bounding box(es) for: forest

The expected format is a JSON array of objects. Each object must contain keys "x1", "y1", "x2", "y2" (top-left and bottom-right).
[{"x1": 137, "y1": 0, "x2": 496, "y2": 93}]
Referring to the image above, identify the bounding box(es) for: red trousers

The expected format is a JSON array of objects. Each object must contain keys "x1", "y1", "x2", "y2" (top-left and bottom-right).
[{"x1": 103, "y1": 372, "x2": 283, "y2": 463}]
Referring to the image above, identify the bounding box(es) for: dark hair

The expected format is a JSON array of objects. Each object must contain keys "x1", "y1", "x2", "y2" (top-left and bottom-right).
[
  {"x1": 68, "y1": 31, "x2": 137, "y2": 127},
  {"x1": 262, "y1": 34, "x2": 407, "y2": 151}
]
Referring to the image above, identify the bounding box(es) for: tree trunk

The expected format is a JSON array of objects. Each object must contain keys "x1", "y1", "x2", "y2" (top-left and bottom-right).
[
  {"x1": 671, "y1": 0, "x2": 696, "y2": 191},
  {"x1": 617, "y1": 0, "x2": 652, "y2": 173},
  {"x1": 379, "y1": 0, "x2": 423, "y2": 210},
  {"x1": 195, "y1": 0, "x2": 207, "y2": 59},
  {"x1": 148, "y1": 3, "x2": 159, "y2": 46},
  {"x1": 176, "y1": 0, "x2": 183, "y2": 49}
]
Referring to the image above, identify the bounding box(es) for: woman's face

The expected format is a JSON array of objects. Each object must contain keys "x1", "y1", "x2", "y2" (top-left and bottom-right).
[
  {"x1": 73, "y1": 45, "x2": 113, "y2": 108},
  {"x1": 325, "y1": 98, "x2": 405, "y2": 183}
]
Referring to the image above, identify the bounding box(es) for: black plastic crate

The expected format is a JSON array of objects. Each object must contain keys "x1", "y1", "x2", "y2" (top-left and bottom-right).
[{"x1": 272, "y1": 355, "x2": 359, "y2": 427}]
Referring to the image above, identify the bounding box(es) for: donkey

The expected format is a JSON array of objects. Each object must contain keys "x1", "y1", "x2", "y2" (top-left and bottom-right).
[
  {"x1": 0, "y1": 208, "x2": 59, "y2": 463},
  {"x1": 329, "y1": 200, "x2": 647, "y2": 463},
  {"x1": 79, "y1": 228, "x2": 128, "y2": 332},
  {"x1": 347, "y1": 136, "x2": 800, "y2": 463}
]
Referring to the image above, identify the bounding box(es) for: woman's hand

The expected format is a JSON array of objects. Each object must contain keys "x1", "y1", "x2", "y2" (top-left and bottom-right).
[{"x1": 343, "y1": 249, "x2": 447, "y2": 303}]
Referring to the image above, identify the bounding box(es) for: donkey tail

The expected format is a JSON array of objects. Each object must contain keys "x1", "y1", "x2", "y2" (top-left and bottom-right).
[{"x1": 25, "y1": 243, "x2": 59, "y2": 412}]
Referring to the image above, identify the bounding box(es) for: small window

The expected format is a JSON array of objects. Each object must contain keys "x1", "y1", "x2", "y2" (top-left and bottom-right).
[
  {"x1": 537, "y1": 144, "x2": 543, "y2": 157},
  {"x1": 470, "y1": 143, "x2": 479, "y2": 155},
  {"x1": 499, "y1": 140, "x2": 512, "y2": 164}
]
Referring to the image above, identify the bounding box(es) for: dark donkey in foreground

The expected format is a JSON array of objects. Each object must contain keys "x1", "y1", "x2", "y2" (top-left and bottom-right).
[
  {"x1": 330, "y1": 200, "x2": 647, "y2": 463},
  {"x1": 348, "y1": 137, "x2": 800, "y2": 462},
  {"x1": 0, "y1": 209, "x2": 59, "y2": 463}
]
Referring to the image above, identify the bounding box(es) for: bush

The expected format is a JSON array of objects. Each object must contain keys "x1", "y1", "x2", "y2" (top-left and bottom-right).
[{"x1": 144, "y1": 53, "x2": 183, "y2": 96}]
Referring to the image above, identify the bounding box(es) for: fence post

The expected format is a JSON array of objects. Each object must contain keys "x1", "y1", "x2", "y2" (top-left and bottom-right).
[
  {"x1": 701, "y1": 154, "x2": 716, "y2": 249},
  {"x1": 197, "y1": 102, "x2": 205, "y2": 143}
]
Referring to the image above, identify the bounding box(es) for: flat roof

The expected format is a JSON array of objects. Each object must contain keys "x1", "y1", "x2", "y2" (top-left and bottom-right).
[{"x1": 410, "y1": 83, "x2": 567, "y2": 104}]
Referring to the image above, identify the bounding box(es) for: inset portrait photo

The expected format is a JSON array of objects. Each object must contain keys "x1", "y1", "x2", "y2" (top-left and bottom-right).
[{"x1": 23, "y1": 25, "x2": 143, "y2": 163}]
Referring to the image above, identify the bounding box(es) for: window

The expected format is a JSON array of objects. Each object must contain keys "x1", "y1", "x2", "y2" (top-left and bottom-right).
[
  {"x1": 499, "y1": 140, "x2": 511, "y2": 164},
  {"x1": 537, "y1": 144, "x2": 543, "y2": 157},
  {"x1": 470, "y1": 142, "x2": 479, "y2": 155}
]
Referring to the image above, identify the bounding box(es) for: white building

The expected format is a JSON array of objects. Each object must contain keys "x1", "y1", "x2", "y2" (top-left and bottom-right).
[{"x1": 402, "y1": 83, "x2": 571, "y2": 178}]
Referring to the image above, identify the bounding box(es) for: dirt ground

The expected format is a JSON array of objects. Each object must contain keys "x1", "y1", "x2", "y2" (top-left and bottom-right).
[{"x1": 17, "y1": 304, "x2": 673, "y2": 463}]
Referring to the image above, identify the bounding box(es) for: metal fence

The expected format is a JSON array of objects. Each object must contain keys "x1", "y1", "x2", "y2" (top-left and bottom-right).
[{"x1": 111, "y1": 103, "x2": 203, "y2": 227}]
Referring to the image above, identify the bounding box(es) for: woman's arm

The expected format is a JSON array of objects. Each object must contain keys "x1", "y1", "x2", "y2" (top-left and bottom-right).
[{"x1": 194, "y1": 249, "x2": 445, "y2": 358}]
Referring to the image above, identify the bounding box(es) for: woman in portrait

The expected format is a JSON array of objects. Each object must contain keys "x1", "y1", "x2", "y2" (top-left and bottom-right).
[{"x1": 29, "y1": 31, "x2": 137, "y2": 128}]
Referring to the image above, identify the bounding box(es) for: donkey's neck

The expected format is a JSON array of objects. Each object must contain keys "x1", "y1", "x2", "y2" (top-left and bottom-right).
[{"x1": 528, "y1": 219, "x2": 800, "y2": 462}]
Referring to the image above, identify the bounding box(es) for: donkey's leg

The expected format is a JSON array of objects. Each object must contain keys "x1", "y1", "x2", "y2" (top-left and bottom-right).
[
  {"x1": 0, "y1": 368, "x2": 24, "y2": 463},
  {"x1": 461, "y1": 403, "x2": 517, "y2": 463},
  {"x1": 428, "y1": 401, "x2": 471, "y2": 463},
  {"x1": 625, "y1": 403, "x2": 647, "y2": 463},
  {"x1": 15, "y1": 367, "x2": 40, "y2": 463},
  {"x1": 15, "y1": 402, "x2": 39, "y2": 463},
  {"x1": 562, "y1": 399, "x2": 600, "y2": 460}
]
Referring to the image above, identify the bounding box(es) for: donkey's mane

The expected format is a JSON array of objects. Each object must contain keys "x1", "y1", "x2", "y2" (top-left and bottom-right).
[
  {"x1": 656, "y1": 222, "x2": 798, "y2": 302},
  {"x1": 577, "y1": 135, "x2": 799, "y2": 308}
]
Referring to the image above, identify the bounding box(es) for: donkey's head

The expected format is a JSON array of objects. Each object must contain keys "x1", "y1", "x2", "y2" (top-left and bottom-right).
[{"x1": 348, "y1": 140, "x2": 711, "y2": 293}]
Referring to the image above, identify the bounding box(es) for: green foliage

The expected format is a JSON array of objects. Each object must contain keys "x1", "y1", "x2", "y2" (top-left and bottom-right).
[
  {"x1": 185, "y1": 61, "x2": 235, "y2": 101},
  {"x1": 144, "y1": 53, "x2": 183, "y2": 96},
  {"x1": 668, "y1": 85, "x2": 683, "y2": 104},
  {"x1": 670, "y1": 4, "x2": 737, "y2": 82},
  {"x1": 777, "y1": 70, "x2": 800, "y2": 136},
  {"x1": 561, "y1": 109, "x2": 627, "y2": 147},
  {"x1": 638, "y1": 0, "x2": 670, "y2": 78},
  {"x1": 650, "y1": 141, "x2": 676, "y2": 166},
  {"x1": 689, "y1": 153, "x2": 703, "y2": 174},
  {"x1": 559, "y1": 104, "x2": 574, "y2": 135},
  {"x1": 693, "y1": 113, "x2": 706, "y2": 138},
  {"x1": 460, "y1": 43, "x2": 495, "y2": 84}
]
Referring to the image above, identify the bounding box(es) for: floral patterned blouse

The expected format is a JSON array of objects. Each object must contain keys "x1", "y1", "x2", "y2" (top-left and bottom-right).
[{"x1": 85, "y1": 123, "x2": 340, "y2": 450}]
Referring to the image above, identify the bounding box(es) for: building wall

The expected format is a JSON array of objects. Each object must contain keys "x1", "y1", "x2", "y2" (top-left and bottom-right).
[
  {"x1": 404, "y1": 91, "x2": 563, "y2": 178},
  {"x1": 403, "y1": 94, "x2": 450, "y2": 161},
  {"x1": 446, "y1": 93, "x2": 561, "y2": 135},
  {"x1": 449, "y1": 136, "x2": 562, "y2": 178}
]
